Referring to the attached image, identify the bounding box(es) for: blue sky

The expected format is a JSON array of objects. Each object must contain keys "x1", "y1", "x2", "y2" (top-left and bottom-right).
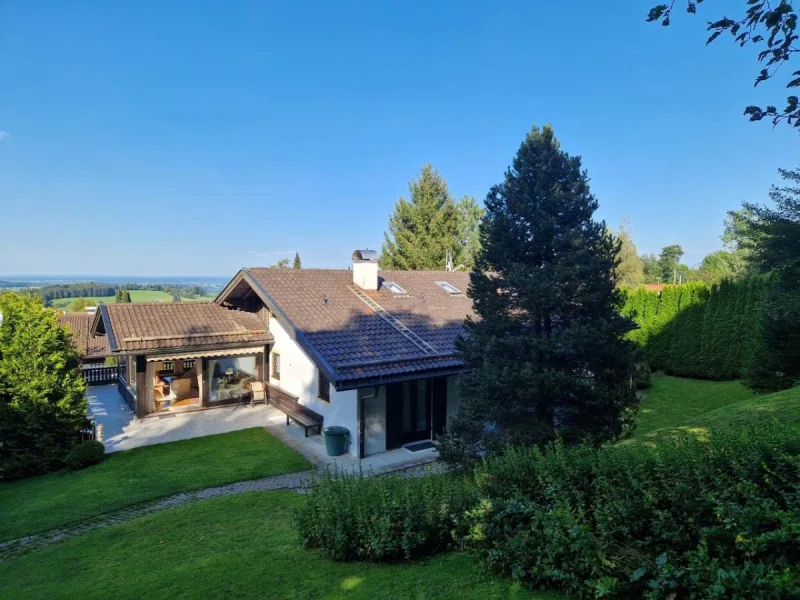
[{"x1": 0, "y1": 1, "x2": 796, "y2": 276}]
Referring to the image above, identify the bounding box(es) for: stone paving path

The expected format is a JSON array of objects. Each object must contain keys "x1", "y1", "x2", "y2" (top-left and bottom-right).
[{"x1": 0, "y1": 458, "x2": 441, "y2": 563}]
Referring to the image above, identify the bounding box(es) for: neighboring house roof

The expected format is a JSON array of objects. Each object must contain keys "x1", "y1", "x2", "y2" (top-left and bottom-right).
[
  {"x1": 92, "y1": 302, "x2": 273, "y2": 353},
  {"x1": 59, "y1": 312, "x2": 112, "y2": 359},
  {"x1": 222, "y1": 268, "x2": 475, "y2": 389}
]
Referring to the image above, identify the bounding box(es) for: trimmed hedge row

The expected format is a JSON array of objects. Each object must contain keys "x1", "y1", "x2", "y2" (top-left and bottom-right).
[
  {"x1": 622, "y1": 277, "x2": 770, "y2": 380},
  {"x1": 294, "y1": 424, "x2": 800, "y2": 598},
  {"x1": 468, "y1": 424, "x2": 800, "y2": 599}
]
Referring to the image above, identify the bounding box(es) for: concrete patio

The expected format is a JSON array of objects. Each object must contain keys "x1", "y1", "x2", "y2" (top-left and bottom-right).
[
  {"x1": 86, "y1": 385, "x2": 439, "y2": 473},
  {"x1": 86, "y1": 385, "x2": 273, "y2": 453}
]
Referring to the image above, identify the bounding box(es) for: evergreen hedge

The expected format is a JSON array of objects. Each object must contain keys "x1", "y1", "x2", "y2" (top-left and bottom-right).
[
  {"x1": 622, "y1": 277, "x2": 770, "y2": 380},
  {"x1": 467, "y1": 424, "x2": 800, "y2": 599}
]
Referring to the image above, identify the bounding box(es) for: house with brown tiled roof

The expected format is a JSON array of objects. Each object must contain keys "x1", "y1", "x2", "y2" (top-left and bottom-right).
[
  {"x1": 91, "y1": 250, "x2": 474, "y2": 458},
  {"x1": 58, "y1": 311, "x2": 112, "y2": 365}
]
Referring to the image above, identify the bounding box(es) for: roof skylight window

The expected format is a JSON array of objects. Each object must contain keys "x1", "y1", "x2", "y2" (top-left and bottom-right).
[
  {"x1": 435, "y1": 281, "x2": 461, "y2": 295},
  {"x1": 384, "y1": 281, "x2": 407, "y2": 295}
]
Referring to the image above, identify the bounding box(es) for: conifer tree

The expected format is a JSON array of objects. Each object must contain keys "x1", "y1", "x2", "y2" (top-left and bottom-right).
[
  {"x1": 741, "y1": 167, "x2": 800, "y2": 390},
  {"x1": 293, "y1": 253, "x2": 302, "y2": 269},
  {"x1": 441, "y1": 126, "x2": 637, "y2": 466},
  {"x1": 380, "y1": 165, "x2": 459, "y2": 270}
]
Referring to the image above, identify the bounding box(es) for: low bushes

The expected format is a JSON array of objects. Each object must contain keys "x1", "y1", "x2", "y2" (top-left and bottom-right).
[
  {"x1": 467, "y1": 424, "x2": 800, "y2": 599},
  {"x1": 294, "y1": 424, "x2": 799, "y2": 597},
  {"x1": 294, "y1": 467, "x2": 477, "y2": 561},
  {"x1": 65, "y1": 440, "x2": 106, "y2": 470}
]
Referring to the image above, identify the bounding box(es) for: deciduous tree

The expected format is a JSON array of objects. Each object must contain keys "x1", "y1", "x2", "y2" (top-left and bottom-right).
[
  {"x1": 454, "y1": 196, "x2": 484, "y2": 271},
  {"x1": 641, "y1": 253, "x2": 662, "y2": 284},
  {"x1": 659, "y1": 244, "x2": 685, "y2": 283},
  {"x1": 647, "y1": 1, "x2": 800, "y2": 128},
  {"x1": 696, "y1": 250, "x2": 745, "y2": 283},
  {"x1": 441, "y1": 126, "x2": 638, "y2": 467},
  {"x1": 69, "y1": 298, "x2": 95, "y2": 312},
  {"x1": 613, "y1": 219, "x2": 644, "y2": 287},
  {"x1": 269, "y1": 258, "x2": 290, "y2": 270}
]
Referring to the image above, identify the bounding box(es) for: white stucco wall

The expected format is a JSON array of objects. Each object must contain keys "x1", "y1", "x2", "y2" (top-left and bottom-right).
[{"x1": 268, "y1": 317, "x2": 359, "y2": 456}]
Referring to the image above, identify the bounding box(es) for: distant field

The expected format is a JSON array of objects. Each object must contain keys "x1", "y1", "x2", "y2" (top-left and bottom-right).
[{"x1": 51, "y1": 290, "x2": 216, "y2": 309}]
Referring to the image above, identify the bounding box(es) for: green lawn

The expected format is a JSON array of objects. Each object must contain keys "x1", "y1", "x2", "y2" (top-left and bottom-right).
[
  {"x1": 0, "y1": 490, "x2": 554, "y2": 600},
  {"x1": 2, "y1": 376, "x2": 796, "y2": 598},
  {"x1": 633, "y1": 374, "x2": 758, "y2": 440},
  {"x1": 0, "y1": 428, "x2": 310, "y2": 542},
  {"x1": 634, "y1": 374, "x2": 799, "y2": 443},
  {"x1": 51, "y1": 290, "x2": 216, "y2": 309}
]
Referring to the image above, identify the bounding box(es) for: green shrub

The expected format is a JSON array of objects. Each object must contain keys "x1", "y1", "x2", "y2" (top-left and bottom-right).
[
  {"x1": 0, "y1": 292, "x2": 90, "y2": 480},
  {"x1": 65, "y1": 440, "x2": 106, "y2": 470},
  {"x1": 466, "y1": 424, "x2": 800, "y2": 599},
  {"x1": 632, "y1": 360, "x2": 652, "y2": 389},
  {"x1": 294, "y1": 467, "x2": 477, "y2": 561}
]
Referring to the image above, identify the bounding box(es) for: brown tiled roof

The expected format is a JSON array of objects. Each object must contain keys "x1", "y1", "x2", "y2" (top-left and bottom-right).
[
  {"x1": 243, "y1": 269, "x2": 474, "y2": 385},
  {"x1": 59, "y1": 312, "x2": 111, "y2": 359},
  {"x1": 101, "y1": 302, "x2": 273, "y2": 352}
]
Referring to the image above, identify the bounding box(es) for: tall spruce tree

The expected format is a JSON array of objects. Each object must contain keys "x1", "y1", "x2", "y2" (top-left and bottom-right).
[
  {"x1": 293, "y1": 252, "x2": 302, "y2": 269},
  {"x1": 441, "y1": 126, "x2": 638, "y2": 466},
  {"x1": 380, "y1": 164, "x2": 459, "y2": 270}
]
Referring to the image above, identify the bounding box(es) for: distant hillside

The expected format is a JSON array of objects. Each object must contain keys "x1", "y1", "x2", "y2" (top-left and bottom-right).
[{"x1": 1, "y1": 281, "x2": 215, "y2": 306}]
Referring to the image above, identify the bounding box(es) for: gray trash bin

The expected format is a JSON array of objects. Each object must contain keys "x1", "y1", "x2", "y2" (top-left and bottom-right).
[{"x1": 323, "y1": 426, "x2": 349, "y2": 456}]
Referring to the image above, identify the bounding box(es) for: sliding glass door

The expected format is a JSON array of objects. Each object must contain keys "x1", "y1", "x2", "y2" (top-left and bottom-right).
[
  {"x1": 207, "y1": 355, "x2": 257, "y2": 406},
  {"x1": 386, "y1": 378, "x2": 448, "y2": 449},
  {"x1": 401, "y1": 379, "x2": 431, "y2": 444}
]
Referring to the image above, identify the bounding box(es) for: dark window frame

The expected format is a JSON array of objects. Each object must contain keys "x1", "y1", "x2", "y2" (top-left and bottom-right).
[
  {"x1": 271, "y1": 352, "x2": 281, "y2": 380},
  {"x1": 317, "y1": 370, "x2": 330, "y2": 402}
]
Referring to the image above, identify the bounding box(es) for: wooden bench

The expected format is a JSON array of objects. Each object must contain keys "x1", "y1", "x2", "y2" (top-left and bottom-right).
[{"x1": 267, "y1": 384, "x2": 323, "y2": 437}]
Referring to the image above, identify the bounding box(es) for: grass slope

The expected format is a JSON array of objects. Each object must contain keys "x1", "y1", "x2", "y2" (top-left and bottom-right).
[
  {"x1": 633, "y1": 374, "x2": 757, "y2": 440},
  {"x1": 0, "y1": 490, "x2": 556, "y2": 600},
  {"x1": 635, "y1": 374, "x2": 799, "y2": 443},
  {"x1": 51, "y1": 290, "x2": 216, "y2": 309},
  {"x1": 0, "y1": 428, "x2": 310, "y2": 542}
]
